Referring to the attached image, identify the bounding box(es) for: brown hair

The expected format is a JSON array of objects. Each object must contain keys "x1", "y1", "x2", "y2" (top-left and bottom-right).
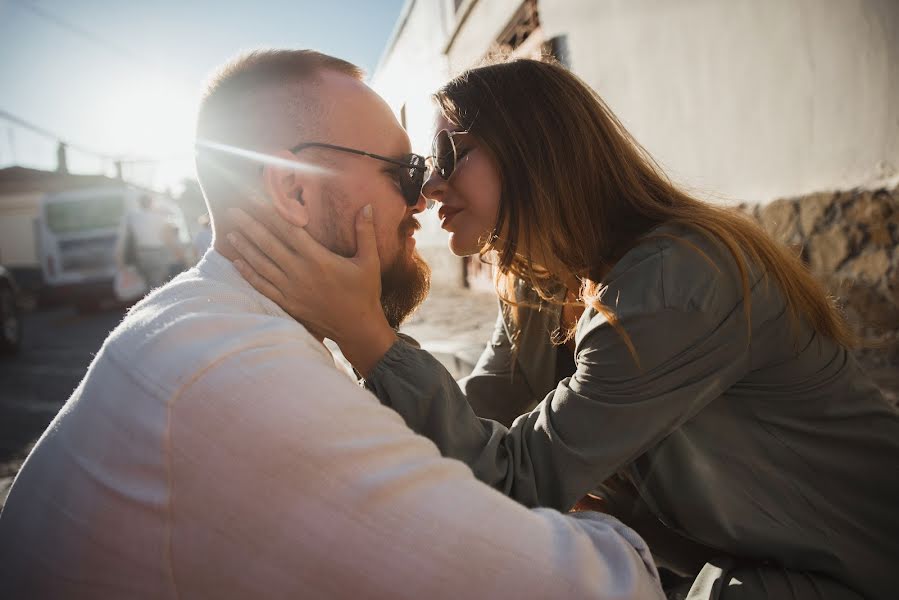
[
  {"x1": 195, "y1": 49, "x2": 363, "y2": 210},
  {"x1": 434, "y1": 57, "x2": 855, "y2": 359}
]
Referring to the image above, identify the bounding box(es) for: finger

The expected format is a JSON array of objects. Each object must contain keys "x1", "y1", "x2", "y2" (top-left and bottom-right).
[
  {"x1": 226, "y1": 231, "x2": 288, "y2": 288},
  {"x1": 230, "y1": 206, "x2": 333, "y2": 264},
  {"x1": 247, "y1": 197, "x2": 317, "y2": 255},
  {"x1": 352, "y1": 204, "x2": 381, "y2": 270},
  {"x1": 228, "y1": 208, "x2": 300, "y2": 267},
  {"x1": 232, "y1": 259, "x2": 289, "y2": 306}
]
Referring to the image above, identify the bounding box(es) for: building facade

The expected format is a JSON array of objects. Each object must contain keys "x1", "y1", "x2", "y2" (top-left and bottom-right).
[{"x1": 372, "y1": 0, "x2": 899, "y2": 286}]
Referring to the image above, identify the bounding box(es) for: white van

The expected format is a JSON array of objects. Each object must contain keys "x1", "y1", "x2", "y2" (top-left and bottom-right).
[{"x1": 39, "y1": 186, "x2": 191, "y2": 310}]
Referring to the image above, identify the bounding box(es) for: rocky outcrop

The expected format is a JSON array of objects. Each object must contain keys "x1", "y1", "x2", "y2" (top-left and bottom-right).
[{"x1": 750, "y1": 185, "x2": 899, "y2": 398}]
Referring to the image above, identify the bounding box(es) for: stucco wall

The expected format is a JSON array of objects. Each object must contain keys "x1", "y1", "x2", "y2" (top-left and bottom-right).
[
  {"x1": 371, "y1": 1, "x2": 453, "y2": 267},
  {"x1": 539, "y1": 0, "x2": 899, "y2": 203},
  {"x1": 444, "y1": 0, "x2": 528, "y2": 72}
]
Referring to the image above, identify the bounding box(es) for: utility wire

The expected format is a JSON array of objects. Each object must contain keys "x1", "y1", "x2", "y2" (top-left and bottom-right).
[
  {"x1": 0, "y1": 109, "x2": 108, "y2": 159},
  {"x1": 0, "y1": 109, "x2": 176, "y2": 163},
  {"x1": 4, "y1": 2, "x2": 194, "y2": 165},
  {"x1": 11, "y1": 0, "x2": 155, "y2": 69}
]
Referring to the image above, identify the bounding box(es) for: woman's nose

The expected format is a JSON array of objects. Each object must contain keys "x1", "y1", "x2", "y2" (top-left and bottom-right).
[{"x1": 421, "y1": 167, "x2": 446, "y2": 206}]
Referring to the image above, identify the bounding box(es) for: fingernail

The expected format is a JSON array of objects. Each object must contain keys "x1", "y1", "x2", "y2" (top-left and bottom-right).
[
  {"x1": 362, "y1": 204, "x2": 372, "y2": 220},
  {"x1": 227, "y1": 232, "x2": 237, "y2": 245}
]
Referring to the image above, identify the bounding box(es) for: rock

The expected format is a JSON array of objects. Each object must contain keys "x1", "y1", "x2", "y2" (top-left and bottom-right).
[
  {"x1": 841, "y1": 249, "x2": 892, "y2": 284},
  {"x1": 759, "y1": 198, "x2": 800, "y2": 245},
  {"x1": 808, "y1": 227, "x2": 850, "y2": 274},
  {"x1": 869, "y1": 221, "x2": 893, "y2": 248},
  {"x1": 798, "y1": 192, "x2": 833, "y2": 236},
  {"x1": 837, "y1": 281, "x2": 899, "y2": 332},
  {"x1": 842, "y1": 189, "x2": 894, "y2": 224}
]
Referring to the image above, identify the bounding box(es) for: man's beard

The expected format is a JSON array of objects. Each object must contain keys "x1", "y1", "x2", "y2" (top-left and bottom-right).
[
  {"x1": 322, "y1": 190, "x2": 430, "y2": 329},
  {"x1": 380, "y1": 244, "x2": 430, "y2": 329}
]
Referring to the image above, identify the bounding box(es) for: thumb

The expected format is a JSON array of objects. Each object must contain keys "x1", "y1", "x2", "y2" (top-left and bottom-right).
[{"x1": 353, "y1": 204, "x2": 380, "y2": 268}]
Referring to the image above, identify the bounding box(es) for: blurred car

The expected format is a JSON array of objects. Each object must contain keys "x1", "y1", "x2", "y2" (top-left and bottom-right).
[{"x1": 0, "y1": 265, "x2": 23, "y2": 355}]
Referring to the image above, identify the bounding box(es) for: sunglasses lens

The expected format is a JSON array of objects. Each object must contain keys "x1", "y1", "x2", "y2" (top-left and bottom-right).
[
  {"x1": 401, "y1": 154, "x2": 427, "y2": 207},
  {"x1": 432, "y1": 130, "x2": 455, "y2": 180}
]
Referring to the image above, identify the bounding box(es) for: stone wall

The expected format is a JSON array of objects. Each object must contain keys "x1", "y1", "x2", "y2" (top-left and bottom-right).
[{"x1": 748, "y1": 184, "x2": 899, "y2": 398}]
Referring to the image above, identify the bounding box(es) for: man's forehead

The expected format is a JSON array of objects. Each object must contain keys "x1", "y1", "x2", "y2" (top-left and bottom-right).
[{"x1": 317, "y1": 71, "x2": 410, "y2": 157}]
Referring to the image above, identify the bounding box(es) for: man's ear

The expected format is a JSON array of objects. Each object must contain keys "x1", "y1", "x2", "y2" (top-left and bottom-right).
[{"x1": 262, "y1": 150, "x2": 311, "y2": 227}]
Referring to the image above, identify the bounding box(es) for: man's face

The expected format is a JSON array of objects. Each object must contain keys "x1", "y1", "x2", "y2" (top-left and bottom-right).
[{"x1": 304, "y1": 71, "x2": 430, "y2": 328}]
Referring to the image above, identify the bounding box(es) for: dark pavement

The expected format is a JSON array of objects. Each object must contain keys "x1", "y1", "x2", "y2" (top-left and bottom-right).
[{"x1": 0, "y1": 306, "x2": 126, "y2": 505}]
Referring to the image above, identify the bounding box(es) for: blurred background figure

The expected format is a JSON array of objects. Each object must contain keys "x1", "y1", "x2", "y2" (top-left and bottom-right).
[{"x1": 117, "y1": 194, "x2": 187, "y2": 288}]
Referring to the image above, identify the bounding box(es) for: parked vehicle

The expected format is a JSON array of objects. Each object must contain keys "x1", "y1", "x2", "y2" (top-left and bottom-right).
[
  {"x1": 0, "y1": 265, "x2": 23, "y2": 355},
  {"x1": 38, "y1": 186, "x2": 192, "y2": 311}
]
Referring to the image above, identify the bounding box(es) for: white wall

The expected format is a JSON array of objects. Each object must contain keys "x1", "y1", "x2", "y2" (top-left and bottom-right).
[
  {"x1": 371, "y1": 0, "x2": 454, "y2": 253},
  {"x1": 539, "y1": 0, "x2": 899, "y2": 203},
  {"x1": 444, "y1": 0, "x2": 529, "y2": 73}
]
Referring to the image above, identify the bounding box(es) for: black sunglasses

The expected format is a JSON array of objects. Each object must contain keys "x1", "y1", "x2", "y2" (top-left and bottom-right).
[
  {"x1": 290, "y1": 142, "x2": 432, "y2": 209},
  {"x1": 428, "y1": 129, "x2": 470, "y2": 181}
]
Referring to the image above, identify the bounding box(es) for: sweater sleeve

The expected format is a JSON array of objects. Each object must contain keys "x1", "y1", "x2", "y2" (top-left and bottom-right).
[{"x1": 366, "y1": 245, "x2": 754, "y2": 510}]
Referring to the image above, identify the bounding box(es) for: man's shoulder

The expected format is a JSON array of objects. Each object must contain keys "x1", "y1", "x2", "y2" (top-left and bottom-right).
[{"x1": 103, "y1": 270, "x2": 332, "y2": 395}]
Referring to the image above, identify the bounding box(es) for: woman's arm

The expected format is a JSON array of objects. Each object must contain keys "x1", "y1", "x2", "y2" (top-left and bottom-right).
[
  {"x1": 224, "y1": 201, "x2": 753, "y2": 511},
  {"x1": 366, "y1": 299, "x2": 752, "y2": 511}
]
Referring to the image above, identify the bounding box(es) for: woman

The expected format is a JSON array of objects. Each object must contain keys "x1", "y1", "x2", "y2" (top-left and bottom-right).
[{"x1": 228, "y1": 58, "x2": 899, "y2": 598}]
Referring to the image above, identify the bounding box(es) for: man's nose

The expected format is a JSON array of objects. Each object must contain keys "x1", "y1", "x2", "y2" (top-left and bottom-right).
[
  {"x1": 410, "y1": 188, "x2": 428, "y2": 214},
  {"x1": 421, "y1": 167, "x2": 446, "y2": 207}
]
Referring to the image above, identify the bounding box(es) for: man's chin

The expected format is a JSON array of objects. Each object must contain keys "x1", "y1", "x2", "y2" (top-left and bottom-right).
[{"x1": 380, "y1": 251, "x2": 431, "y2": 330}]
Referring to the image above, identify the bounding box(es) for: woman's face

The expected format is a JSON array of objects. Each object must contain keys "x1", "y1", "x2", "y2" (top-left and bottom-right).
[{"x1": 422, "y1": 116, "x2": 502, "y2": 257}]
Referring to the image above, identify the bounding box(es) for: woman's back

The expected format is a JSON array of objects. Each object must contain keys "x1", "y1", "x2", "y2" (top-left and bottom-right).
[{"x1": 470, "y1": 223, "x2": 899, "y2": 598}]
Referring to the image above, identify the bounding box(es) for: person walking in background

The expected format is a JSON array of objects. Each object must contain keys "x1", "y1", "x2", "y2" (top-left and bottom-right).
[
  {"x1": 227, "y1": 57, "x2": 899, "y2": 599},
  {"x1": 117, "y1": 194, "x2": 186, "y2": 288}
]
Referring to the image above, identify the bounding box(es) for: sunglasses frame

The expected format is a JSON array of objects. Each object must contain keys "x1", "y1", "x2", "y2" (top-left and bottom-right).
[
  {"x1": 289, "y1": 142, "x2": 432, "y2": 209},
  {"x1": 429, "y1": 129, "x2": 471, "y2": 181}
]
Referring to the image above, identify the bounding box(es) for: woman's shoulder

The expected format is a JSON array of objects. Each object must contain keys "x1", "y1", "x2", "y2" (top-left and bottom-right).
[{"x1": 600, "y1": 222, "x2": 760, "y2": 317}]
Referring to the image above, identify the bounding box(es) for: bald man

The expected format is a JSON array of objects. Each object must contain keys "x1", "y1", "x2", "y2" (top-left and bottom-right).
[{"x1": 0, "y1": 50, "x2": 663, "y2": 599}]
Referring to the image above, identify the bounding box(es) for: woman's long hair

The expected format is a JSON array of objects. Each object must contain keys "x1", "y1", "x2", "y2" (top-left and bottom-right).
[{"x1": 433, "y1": 57, "x2": 855, "y2": 358}]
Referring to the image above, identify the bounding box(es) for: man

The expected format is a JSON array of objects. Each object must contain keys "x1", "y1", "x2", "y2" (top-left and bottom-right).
[
  {"x1": 117, "y1": 194, "x2": 186, "y2": 288},
  {"x1": 0, "y1": 50, "x2": 663, "y2": 599}
]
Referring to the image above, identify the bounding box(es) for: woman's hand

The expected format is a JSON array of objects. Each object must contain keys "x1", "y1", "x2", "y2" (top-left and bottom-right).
[{"x1": 225, "y1": 200, "x2": 397, "y2": 377}]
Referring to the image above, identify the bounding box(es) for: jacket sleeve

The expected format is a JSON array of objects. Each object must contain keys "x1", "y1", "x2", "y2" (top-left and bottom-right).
[
  {"x1": 457, "y1": 304, "x2": 537, "y2": 427},
  {"x1": 366, "y1": 249, "x2": 754, "y2": 511}
]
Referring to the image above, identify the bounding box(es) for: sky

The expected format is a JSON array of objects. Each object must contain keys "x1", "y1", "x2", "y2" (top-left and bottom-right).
[{"x1": 0, "y1": 0, "x2": 406, "y2": 192}]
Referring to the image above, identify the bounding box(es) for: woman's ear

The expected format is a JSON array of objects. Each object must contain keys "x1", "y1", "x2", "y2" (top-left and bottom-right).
[{"x1": 262, "y1": 150, "x2": 310, "y2": 227}]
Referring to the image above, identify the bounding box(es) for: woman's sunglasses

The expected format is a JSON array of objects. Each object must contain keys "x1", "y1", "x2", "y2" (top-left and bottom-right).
[
  {"x1": 428, "y1": 129, "x2": 470, "y2": 181},
  {"x1": 290, "y1": 142, "x2": 431, "y2": 208}
]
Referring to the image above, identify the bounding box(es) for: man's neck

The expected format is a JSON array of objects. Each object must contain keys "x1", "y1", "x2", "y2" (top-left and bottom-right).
[
  {"x1": 212, "y1": 238, "x2": 328, "y2": 346},
  {"x1": 212, "y1": 238, "x2": 239, "y2": 262}
]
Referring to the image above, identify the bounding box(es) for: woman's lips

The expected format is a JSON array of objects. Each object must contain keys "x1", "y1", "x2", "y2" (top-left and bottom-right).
[{"x1": 439, "y1": 206, "x2": 462, "y2": 229}]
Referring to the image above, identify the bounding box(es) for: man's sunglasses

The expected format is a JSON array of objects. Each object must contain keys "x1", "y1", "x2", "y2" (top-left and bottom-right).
[{"x1": 290, "y1": 142, "x2": 432, "y2": 209}]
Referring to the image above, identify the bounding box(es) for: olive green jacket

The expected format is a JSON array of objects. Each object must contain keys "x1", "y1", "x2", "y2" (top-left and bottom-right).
[{"x1": 367, "y1": 224, "x2": 899, "y2": 599}]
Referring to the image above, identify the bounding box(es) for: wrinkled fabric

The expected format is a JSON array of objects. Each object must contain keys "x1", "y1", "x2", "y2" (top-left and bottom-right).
[
  {"x1": 367, "y1": 224, "x2": 899, "y2": 599},
  {"x1": 0, "y1": 251, "x2": 664, "y2": 600}
]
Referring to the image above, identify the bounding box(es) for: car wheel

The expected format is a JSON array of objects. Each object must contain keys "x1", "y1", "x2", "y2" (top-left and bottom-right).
[{"x1": 0, "y1": 284, "x2": 22, "y2": 355}]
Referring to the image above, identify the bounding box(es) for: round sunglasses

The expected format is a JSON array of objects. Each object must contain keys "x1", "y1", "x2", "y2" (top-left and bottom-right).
[
  {"x1": 428, "y1": 129, "x2": 471, "y2": 181},
  {"x1": 290, "y1": 142, "x2": 431, "y2": 208}
]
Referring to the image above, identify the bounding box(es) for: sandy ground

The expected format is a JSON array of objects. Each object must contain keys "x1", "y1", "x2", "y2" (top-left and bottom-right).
[{"x1": 398, "y1": 284, "x2": 499, "y2": 378}]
